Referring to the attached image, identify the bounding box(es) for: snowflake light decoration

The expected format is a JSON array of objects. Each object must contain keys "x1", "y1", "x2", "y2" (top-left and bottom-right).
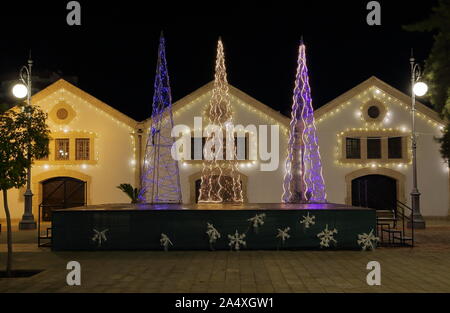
[
  {"x1": 92, "y1": 229, "x2": 108, "y2": 247},
  {"x1": 160, "y1": 233, "x2": 173, "y2": 251},
  {"x1": 357, "y1": 229, "x2": 379, "y2": 251},
  {"x1": 228, "y1": 230, "x2": 246, "y2": 251},
  {"x1": 276, "y1": 227, "x2": 291, "y2": 244},
  {"x1": 248, "y1": 213, "x2": 266, "y2": 230},
  {"x1": 317, "y1": 224, "x2": 338, "y2": 248},
  {"x1": 299, "y1": 212, "x2": 316, "y2": 229},
  {"x1": 206, "y1": 222, "x2": 221, "y2": 245}
]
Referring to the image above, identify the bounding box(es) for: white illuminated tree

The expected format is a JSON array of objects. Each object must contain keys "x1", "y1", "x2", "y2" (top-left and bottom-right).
[{"x1": 198, "y1": 38, "x2": 243, "y2": 203}]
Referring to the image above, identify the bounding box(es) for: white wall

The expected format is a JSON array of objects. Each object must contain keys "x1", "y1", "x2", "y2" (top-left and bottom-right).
[
  {"x1": 316, "y1": 87, "x2": 448, "y2": 216},
  {"x1": 172, "y1": 90, "x2": 289, "y2": 203}
]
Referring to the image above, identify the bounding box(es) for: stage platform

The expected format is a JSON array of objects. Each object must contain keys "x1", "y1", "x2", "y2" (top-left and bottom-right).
[{"x1": 51, "y1": 203, "x2": 376, "y2": 251}]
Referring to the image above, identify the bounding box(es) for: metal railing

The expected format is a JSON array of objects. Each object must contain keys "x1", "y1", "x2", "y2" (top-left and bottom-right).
[
  {"x1": 37, "y1": 202, "x2": 86, "y2": 247},
  {"x1": 396, "y1": 200, "x2": 415, "y2": 247}
]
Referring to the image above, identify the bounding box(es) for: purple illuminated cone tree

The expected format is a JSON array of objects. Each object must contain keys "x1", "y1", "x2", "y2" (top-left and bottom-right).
[
  {"x1": 198, "y1": 38, "x2": 243, "y2": 203},
  {"x1": 282, "y1": 40, "x2": 326, "y2": 203},
  {"x1": 139, "y1": 33, "x2": 182, "y2": 203}
]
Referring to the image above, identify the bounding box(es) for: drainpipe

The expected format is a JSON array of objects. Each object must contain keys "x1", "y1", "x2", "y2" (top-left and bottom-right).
[{"x1": 137, "y1": 128, "x2": 143, "y2": 190}]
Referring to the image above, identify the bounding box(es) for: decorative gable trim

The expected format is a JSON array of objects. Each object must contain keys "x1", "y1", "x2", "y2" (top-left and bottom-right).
[
  {"x1": 315, "y1": 76, "x2": 443, "y2": 125},
  {"x1": 32, "y1": 79, "x2": 137, "y2": 128}
]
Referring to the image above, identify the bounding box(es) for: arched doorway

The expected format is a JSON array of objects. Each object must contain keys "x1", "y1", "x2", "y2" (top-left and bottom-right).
[
  {"x1": 189, "y1": 171, "x2": 248, "y2": 203},
  {"x1": 351, "y1": 174, "x2": 397, "y2": 210},
  {"x1": 194, "y1": 176, "x2": 243, "y2": 203},
  {"x1": 41, "y1": 177, "x2": 86, "y2": 221}
]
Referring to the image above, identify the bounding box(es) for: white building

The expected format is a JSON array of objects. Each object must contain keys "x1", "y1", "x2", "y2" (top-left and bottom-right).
[{"x1": 1, "y1": 76, "x2": 448, "y2": 222}]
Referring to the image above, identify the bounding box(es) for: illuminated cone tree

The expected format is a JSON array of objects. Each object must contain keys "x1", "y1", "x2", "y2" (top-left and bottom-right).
[
  {"x1": 282, "y1": 40, "x2": 326, "y2": 203},
  {"x1": 139, "y1": 33, "x2": 182, "y2": 203},
  {"x1": 198, "y1": 39, "x2": 243, "y2": 203}
]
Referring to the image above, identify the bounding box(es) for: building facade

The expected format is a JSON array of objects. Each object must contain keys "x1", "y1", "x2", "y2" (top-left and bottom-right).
[{"x1": 1, "y1": 76, "x2": 448, "y2": 220}]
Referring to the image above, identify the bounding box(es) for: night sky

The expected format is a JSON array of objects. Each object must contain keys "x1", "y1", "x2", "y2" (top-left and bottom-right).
[{"x1": 0, "y1": 0, "x2": 437, "y2": 121}]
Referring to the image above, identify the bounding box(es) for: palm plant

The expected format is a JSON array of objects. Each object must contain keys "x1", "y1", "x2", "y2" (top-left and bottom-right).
[{"x1": 116, "y1": 183, "x2": 140, "y2": 203}]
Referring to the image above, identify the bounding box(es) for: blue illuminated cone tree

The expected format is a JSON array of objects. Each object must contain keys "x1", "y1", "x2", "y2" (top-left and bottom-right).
[
  {"x1": 282, "y1": 39, "x2": 326, "y2": 203},
  {"x1": 139, "y1": 33, "x2": 182, "y2": 203}
]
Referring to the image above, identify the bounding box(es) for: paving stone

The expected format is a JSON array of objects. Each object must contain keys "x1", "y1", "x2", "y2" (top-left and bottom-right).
[{"x1": 2, "y1": 221, "x2": 450, "y2": 292}]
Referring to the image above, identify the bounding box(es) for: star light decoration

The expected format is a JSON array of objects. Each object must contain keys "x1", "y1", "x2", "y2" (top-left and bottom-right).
[
  {"x1": 160, "y1": 233, "x2": 173, "y2": 251},
  {"x1": 139, "y1": 32, "x2": 182, "y2": 204},
  {"x1": 198, "y1": 38, "x2": 243, "y2": 203},
  {"x1": 206, "y1": 222, "x2": 221, "y2": 246},
  {"x1": 357, "y1": 229, "x2": 379, "y2": 251},
  {"x1": 92, "y1": 228, "x2": 108, "y2": 247},
  {"x1": 228, "y1": 230, "x2": 246, "y2": 251},
  {"x1": 276, "y1": 227, "x2": 291, "y2": 244},
  {"x1": 317, "y1": 224, "x2": 338, "y2": 248},
  {"x1": 282, "y1": 39, "x2": 326, "y2": 204},
  {"x1": 299, "y1": 212, "x2": 316, "y2": 229}
]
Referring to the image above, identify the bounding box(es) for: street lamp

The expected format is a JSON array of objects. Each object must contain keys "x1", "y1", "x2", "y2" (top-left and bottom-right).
[
  {"x1": 408, "y1": 51, "x2": 427, "y2": 229},
  {"x1": 12, "y1": 53, "x2": 37, "y2": 230}
]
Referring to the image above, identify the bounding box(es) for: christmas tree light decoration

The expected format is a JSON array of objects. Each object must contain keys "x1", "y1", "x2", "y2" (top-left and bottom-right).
[
  {"x1": 282, "y1": 39, "x2": 327, "y2": 203},
  {"x1": 139, "y1": 32, "x2": 182, "y2": 204},
  {"x1": 198, "y1": 38, "x2": 243, "y2": 203}
]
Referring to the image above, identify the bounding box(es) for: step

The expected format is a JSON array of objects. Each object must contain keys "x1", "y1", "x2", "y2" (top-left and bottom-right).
[
  {"x1": 376, "y1": 217, "x2": 396, "y2": 220},
  {"x1": 376, "y1": 210, "x2": 395, "y2": 214},
  {"x1": 382, "y1": 229, "x2": 402, "y2": 233},
  {"x1": 393, "y1": 236, "x2": 413, "y2": 241}
]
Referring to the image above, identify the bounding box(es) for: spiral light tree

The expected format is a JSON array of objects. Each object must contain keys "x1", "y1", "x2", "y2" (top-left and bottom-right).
[
  {"x1": 198, "y1": 38, "x2": 243, "y2": 203},
  {"x1": 282, "y1": 39, "x2": 326, "y2": 203},
  {"x1": 139, "y1": 33, "x2": 182, "y2": 203}
]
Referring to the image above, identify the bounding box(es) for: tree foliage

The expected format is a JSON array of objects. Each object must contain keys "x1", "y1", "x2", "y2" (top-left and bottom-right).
[
  {"x1": 404, "y1": 0, "x2": 450, "y2": 166},
  {"x1": 0, "y1": 104, "x2": 50, "y2": 275},
  {"x1": 0, "y1": 104, "x2": 50, "y2": 190},
  {"x1": 437, "y1": 124, "x2": 450, "y2": 167}
]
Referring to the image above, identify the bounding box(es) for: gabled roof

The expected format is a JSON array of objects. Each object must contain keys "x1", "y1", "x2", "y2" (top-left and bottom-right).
[
  {"x1": 32, "y1": 79, "x2": 138, "y2": 127},
  {"x1": 315, "y1": 76, "x2": 443, "y2": 124},
  {"x1": 141, "y1": 81, "x2": 291, "y2": 127}
]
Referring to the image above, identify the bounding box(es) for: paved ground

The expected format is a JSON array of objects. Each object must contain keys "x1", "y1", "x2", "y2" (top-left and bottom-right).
[{"x1": 0, "y1": 219, "x2": 449, "y2": 293}]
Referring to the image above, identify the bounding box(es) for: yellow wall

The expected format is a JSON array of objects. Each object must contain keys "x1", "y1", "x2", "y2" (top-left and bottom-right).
[{"x1": 0, "y1": 81, "x2": 138, "y2": 220}]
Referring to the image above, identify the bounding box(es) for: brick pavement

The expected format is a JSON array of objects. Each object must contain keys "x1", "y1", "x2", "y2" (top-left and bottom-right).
[{"x1": 0, "y1": 219, "x2": 449, "y2": 293}]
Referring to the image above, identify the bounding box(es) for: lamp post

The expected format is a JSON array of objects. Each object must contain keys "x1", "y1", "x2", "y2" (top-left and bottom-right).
[
  {"x1": 12, "y1": 54, "x2": 37, "y2": 230},
  {"x1": 408, "y1": 51, "x2": 427, "y2": 229}
]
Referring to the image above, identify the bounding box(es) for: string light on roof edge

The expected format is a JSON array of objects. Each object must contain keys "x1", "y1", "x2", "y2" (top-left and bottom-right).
[
  {"x1": 282, "y1": 39, "x2": 326, "y2": 203},
  {"x1": 139, "y1": 32, "x2": 182, "y2": 203},
  {"x1": 198, "y1": 38, "x2": 243, "y2": 203}
]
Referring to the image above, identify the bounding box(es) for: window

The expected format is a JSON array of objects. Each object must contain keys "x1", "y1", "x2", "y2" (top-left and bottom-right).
[
  {"x1": 190, "y1": 137, "x2": 205, "y2": 160},
  {"x1": 236, "y1": 136, "x2": 248, "y2": 160},
  {"x1": 388, "y1": 137, "x2": 402, "y2": 159},
  {"x1": 190, "y1": 135, "x2": 248, "y2": 160},
  {"x1": 345, "y1": 137, "x2": 361, "y2": 159},
  {"x1": 55, "y1": 139, "x2": 69, "y2": 160},
  {"x1": 367, "y1": 106, "x2": 380, "y2": 119},
  {"x1": 76, "y1": 138, "x2": 90, "y2": 160},
  {"x1": 367, "y1": 137, "x2": 381, "y2": 159}
]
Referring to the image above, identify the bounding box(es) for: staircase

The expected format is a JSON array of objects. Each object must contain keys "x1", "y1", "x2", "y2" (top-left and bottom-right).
[{"x1": 376, "y1": 201, "x2": 414, "y2": 247}]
